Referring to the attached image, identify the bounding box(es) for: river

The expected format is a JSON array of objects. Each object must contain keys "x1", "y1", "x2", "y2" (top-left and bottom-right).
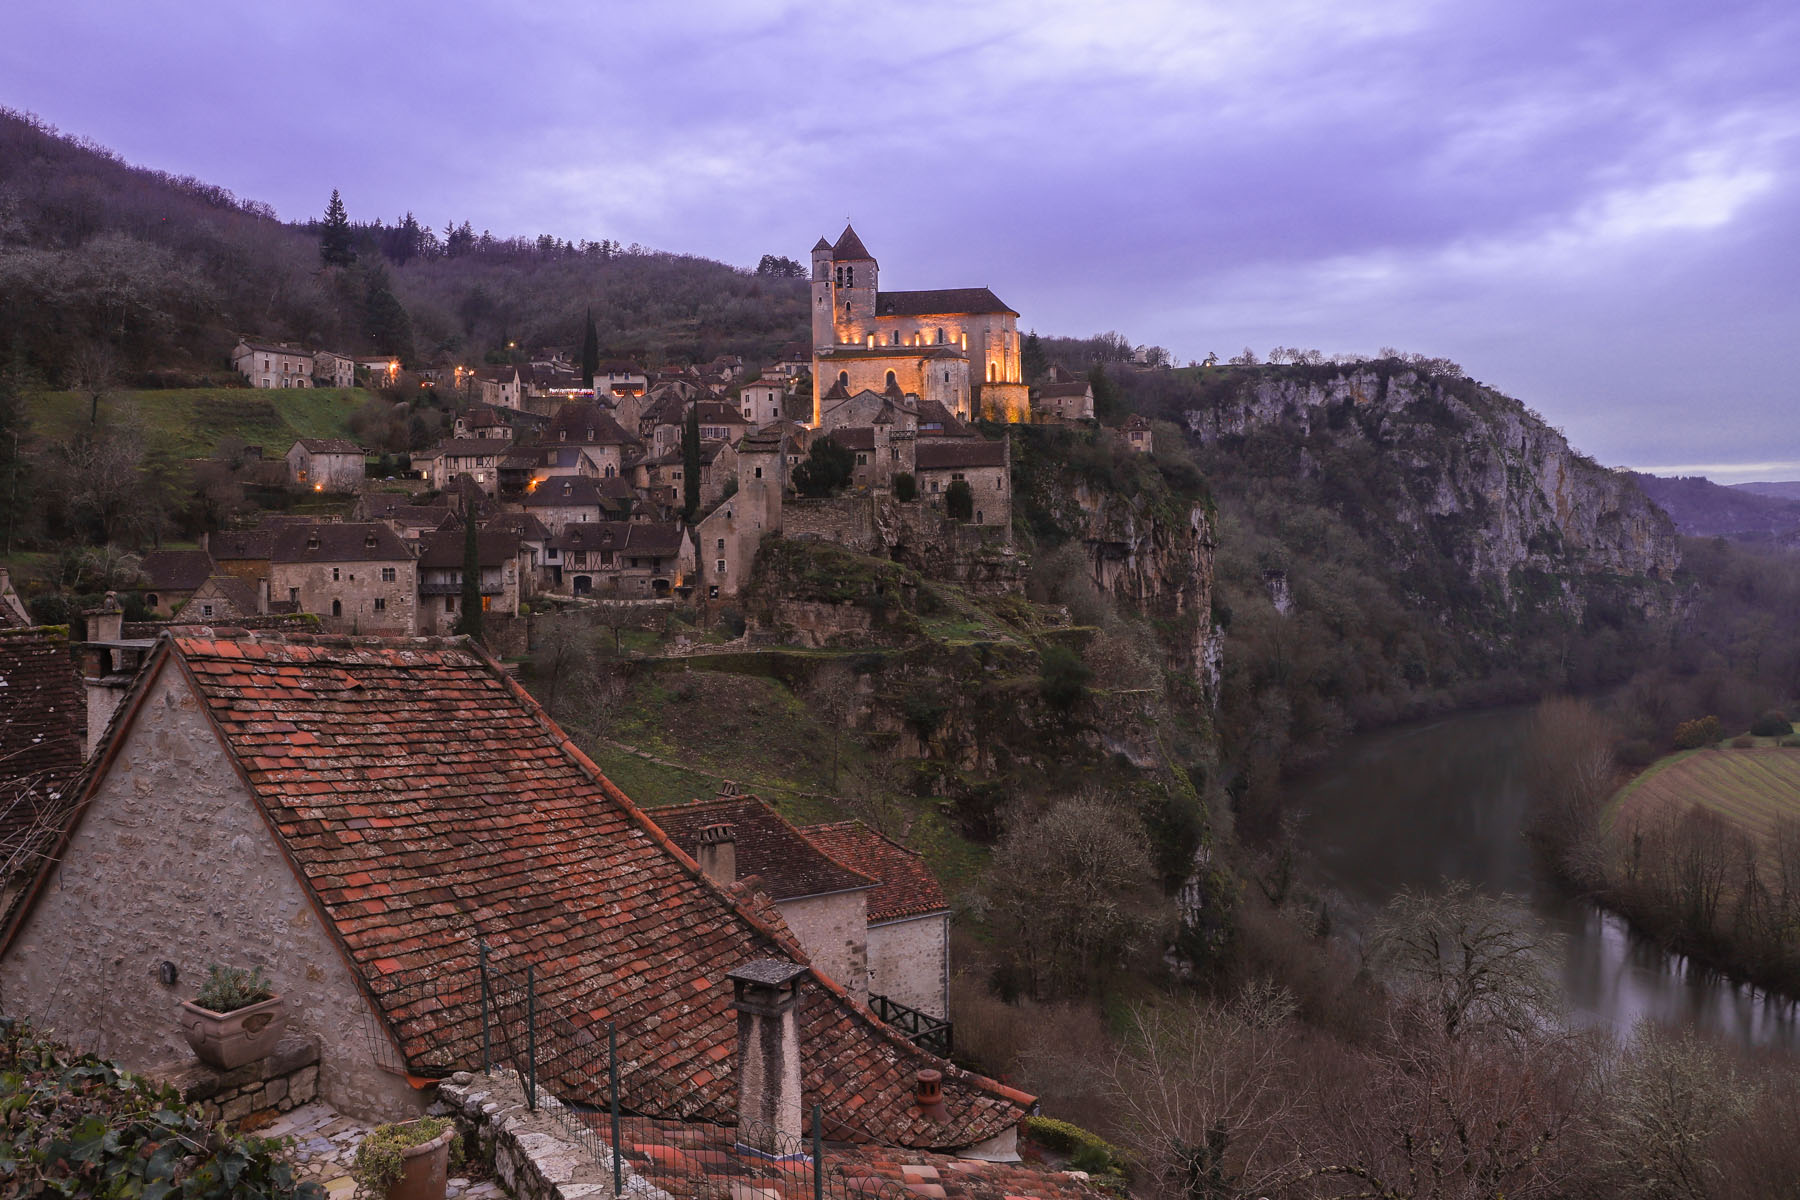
[{"x1": 1289, "y1": 704, "x2": 1800, "y2": 1051}]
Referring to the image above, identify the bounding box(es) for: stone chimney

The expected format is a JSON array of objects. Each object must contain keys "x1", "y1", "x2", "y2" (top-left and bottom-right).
[
  {"x1": 87, "y1": 591, "x2": 124, "y2": 644},
  {"x1": 728, "y1": 959, "x2": 808, "y2": 1153},
  {"x1": 257, "y1": 579, "x2": 271, "y2": 615},
  {"x1": 695, "y1": 821, "x2": 736, "y2": 886}
]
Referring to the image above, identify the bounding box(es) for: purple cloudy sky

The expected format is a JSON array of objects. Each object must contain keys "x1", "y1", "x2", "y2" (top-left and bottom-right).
[{"x1": 7, "y1": 0, "x2": 1798, "y2": 480}]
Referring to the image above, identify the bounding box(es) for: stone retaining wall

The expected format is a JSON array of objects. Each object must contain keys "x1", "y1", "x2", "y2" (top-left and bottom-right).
[
  {"x1": 152, "y1": 1034, "x2": 321, "y2": 1127},
  {"x1": 438, "y1": 1069, "x2": 668, "y2": 1200}
]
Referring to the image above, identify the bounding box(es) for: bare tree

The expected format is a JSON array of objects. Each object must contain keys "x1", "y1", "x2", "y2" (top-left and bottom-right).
[
  {"x1": 1594, "y1": 1023, "x2": 1753, "y2": 1200},
  {"x1": 1522, "y1": 696, "x2": 1618, "y2": 884},
  {"x1": 985, "y1": 795, "x2": 1170, "y2": 998},
  {"x1": 1108, "y1": 984, "x2": 1303, "y2": 1200},
  {"x1": 70, "y1": 340, "x2": 118, "y2": 425},
  {"x1": 806, "y1": 660, "x2": 858, "y2": 791},
  {"x1": 1370, "y1": 881, "x2": 1563, "y2": 1042}
]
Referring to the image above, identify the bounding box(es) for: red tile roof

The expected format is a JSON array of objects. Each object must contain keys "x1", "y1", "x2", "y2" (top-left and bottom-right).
[
  {"x1": 604, "y1": 1114, "x2": 1107, "y2": 1200},
  {"x1": 650, "y1": 797, "x2": 875, "y2": 902},
  {"x1": 0, "y1": 628, "x2": 84, "y2": 919},
  {"x1": 32, "y1": 634, "x2": 1029, "y2": 1149},
  {"x1": 915, "y1": 442, "x2": 1005, "y2": 471},
  {"x1": 800, "y1": 823, "x2": 948, "y2": 923}
]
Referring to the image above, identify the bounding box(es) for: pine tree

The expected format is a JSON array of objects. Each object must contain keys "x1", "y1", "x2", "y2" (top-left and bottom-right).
[
  {"x1": 581, "y1": 307, "x2": 599, "y2": 387},
  {"x1": 454, "y1": 514, "x2": 484, "y2": 640},
  {"x1": 320, "y1": 189, "x2": 355, "y2": 267},
  {"x1": 1022, "y1": 330, "x2": 1048, "y2": 383}
]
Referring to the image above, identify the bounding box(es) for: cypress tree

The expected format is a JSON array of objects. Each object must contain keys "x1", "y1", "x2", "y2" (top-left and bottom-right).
[
  {"x1": 581, "y1": 308, "x2": 599, "y2": 387},
  {"x1": 320, "y1": 189, "x2": 355, "y2": 267},
  {"x1": 681, "y1": 404, "x2": 702, "y2": 523},
  {"x1": 454, "y1": 514, "x2": 484, "y2": 640}
]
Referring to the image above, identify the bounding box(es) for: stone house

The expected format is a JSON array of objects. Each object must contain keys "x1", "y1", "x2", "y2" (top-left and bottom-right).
[
  {"x1": 450, "y1": 405, "x2": 518, "y2": 441},
  {"x1": 651, "y1": 795, "x2": 877, "y2": 1006},
  {"x1": 915, "y1": 440, "x2": 1010, "y2": 529},
  {"x1": 139, "y1": 549, "x2": 216, "y2": 615},
  {"x1": 205, "y1": 529, "x2": 277, "y2": 585},
  {"x1": 285, "y1": 439, "x2": 366, "y2": 492},
  {"x1": 231, "y1": 339, "x2": 313, "y2": 389},
  {"x1": 414, "y1": 524, "x2": 524, "y2": 633},
  {"x1": 809, "y1": 226, "x2": 1029, "y2": 424},
  {"x1": 352, "y1": 494, "x2": 454, "y2": 545},
  {"x1": 415, "y1": 438, "x2": 505, "y2": 496},
  {"x1": 473, "y1": 365, "x2": 524, "y2": 409},
  {"x1": 801, "y1": 822, "x2": 951, "y2": 1020},
  {"x1": 0, "y1": 569, "x2": 30, "y2": 627},
  {"x1": 1035, "y1": 368, "x2": 1095, "y2": 423},
  {"x1": 1122, "y1": 413, "x2": 1153, "y2": 453},
  {"x1": 0, "y1": 633, "x2": 1033, "y2": 1150},
  {"x1": 739, "y1": 378, "x2": 788, "y2": 428},
  {"x1": 638, "y1": 440, "x2": 738, "y2": 513},
  {"x1": 693, "y1": 432, "x2": 784, "y2": 598},
  {"x1": 313, "y1": 350, "x2": 357, "y2": 389},
  {"x1": 184, "y1": 575, "x2": 267, "y2": 622},
  {"x1": 542, "y1": 400, "x2": 642, "y2": 479},
  {"x1": 268, "y1": 523, "x2": 417, "y2": 634},
  {"x1": 597, "y1": 362, "x2": 649, "y2": 399},
  {"x1": 516, "y1": 475, "x2": 606, "y2": 532},
  {"x1": 544, "y1": 521, "x2": 631, "y2": 595}
]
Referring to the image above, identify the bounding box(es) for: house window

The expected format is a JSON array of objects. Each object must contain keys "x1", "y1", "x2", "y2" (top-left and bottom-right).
[
  {"x1": 754, "y1": 466, "x2": 763, "y2": 479},
  {"x1": 332, "y1": 567, "x2": 341, "y2": 581},
  {"x1": 374, "y1": 597, "x2": 387, "y2": 611},
  {"x1": 381, "y1": 567, "x2": 396, "y2": 582},
  {"x1": 288, "y1": 587, "x2": 299, "y2": 603},
  {"x1": 447, "y1": 595, "x2": 457, "y2": 611},
  {"x1": 716, "y1": 538, "x2": 725, "y2": 550},
  {"x1": 856, "y1": 453, "x2": 868, "y2": 464},
  {"x1": 716, "y1": 559, "x2": 726, "y2": 573},
  {"x1": 331, "y1": 599, "x2": 343, "y2": 617},
  {"x1": 201, "y1": 604, "x2": 214, "y2": 618}
]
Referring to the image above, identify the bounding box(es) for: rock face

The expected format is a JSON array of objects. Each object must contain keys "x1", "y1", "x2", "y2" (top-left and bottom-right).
[
  {"x1": 1011, "y1": 443, "x2": 1219, "y2": 695},
  {"x1": 1185, "y1": 366, "x2": 1679, "y2": 609}
]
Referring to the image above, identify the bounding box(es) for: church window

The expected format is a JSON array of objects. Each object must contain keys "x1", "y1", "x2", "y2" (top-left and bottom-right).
[
  {"x1": 935, "y1": 328, "x2": 944, "y2": 344},
  {"x1": 892, "y1": 331, "x2": 900, "y2": 345},
  {"x1": 845, "y1": 302, "x2": 851, "y2": 317},
  {"x1": 838, "y1": 371, "x2": 849, "y2": 387},
  {"x1": 886, "y1": 371, "x2": 897, "y2": 389},
  {"x1": 846, "y1": 266, "x2": 854, "y2": 286}
]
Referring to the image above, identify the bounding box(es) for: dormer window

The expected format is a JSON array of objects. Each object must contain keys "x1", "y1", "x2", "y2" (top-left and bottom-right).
[
  {"x1": 306, "y1": 535, "x2": 320, "y2": 550},
  {"x1": 364, "y1": 534, "x2": 377, "y2": 549}
]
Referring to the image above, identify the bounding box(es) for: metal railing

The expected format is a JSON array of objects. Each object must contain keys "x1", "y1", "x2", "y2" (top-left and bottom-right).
[
  {"x1": 473, "y1": 943, "x2": 922, "y2": 1200},
  {"x1": 869, "y1": 994, "x2": 953, "y2": 1058}
]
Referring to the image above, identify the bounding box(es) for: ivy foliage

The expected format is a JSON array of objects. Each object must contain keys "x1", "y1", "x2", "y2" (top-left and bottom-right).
[{"x1": 0, "y1": 1016, "x2": 323, "y2": 1199}]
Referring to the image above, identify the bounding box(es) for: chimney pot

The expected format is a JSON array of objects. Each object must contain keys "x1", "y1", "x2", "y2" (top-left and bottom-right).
[
  {"x1": 695, "y1": 821, "x2": 737, "y2": 886},
  {"x1": 914, "y1": 1069, "x2": 947, "y2": 1121}
]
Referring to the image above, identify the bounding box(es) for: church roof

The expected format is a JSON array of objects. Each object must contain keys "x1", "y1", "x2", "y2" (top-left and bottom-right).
[
  {"x1": 812, "y1": 237, "x2": 832, "y2": 252},
  {"x1": 832, "y1": 225, "x2": 874, "y2": 262},
  {"x1": 877, "y1": 289, "x2": 1016, "y2": 318}
]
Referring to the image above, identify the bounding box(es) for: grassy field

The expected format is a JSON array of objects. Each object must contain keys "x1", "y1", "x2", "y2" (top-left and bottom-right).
[
  {"x1": 27, "y1": 388, "x2": 365, "y2": 459},
  {"x1": 1607, "y1": 741, "x2": 1800, "y2": 857}
]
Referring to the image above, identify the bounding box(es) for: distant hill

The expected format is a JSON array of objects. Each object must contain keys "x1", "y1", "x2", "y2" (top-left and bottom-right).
[
  {"x1": 1629, "y1": 473, "x2": 1800, "y2": 540},
  {"x1": 0, "y1": 109, "x2": 808, "y2": 387},
  {"x1": 1734, "y1": 480, "x2": 1800, "y2": 501}
]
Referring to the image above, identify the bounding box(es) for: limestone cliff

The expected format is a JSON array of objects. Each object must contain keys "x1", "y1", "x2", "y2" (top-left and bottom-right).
[{"x1": 1182, "y1": 364, "x2": 1678, "y2": 612}]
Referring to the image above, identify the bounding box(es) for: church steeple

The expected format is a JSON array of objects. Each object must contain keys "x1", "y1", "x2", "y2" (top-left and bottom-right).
[{"x1": 831, "y1": 224, "x2": 873, "y2": 263}]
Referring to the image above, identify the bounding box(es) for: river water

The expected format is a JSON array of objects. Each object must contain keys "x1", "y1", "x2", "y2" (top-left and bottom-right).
[{"x1": 1289, "y1": 705, "x2": 1800, "y2": 1051}]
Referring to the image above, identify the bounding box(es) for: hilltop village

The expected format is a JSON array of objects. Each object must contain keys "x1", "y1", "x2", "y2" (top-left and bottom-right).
[{"x1": 159, "y1": 228, "x2": 1115, "y2": 638}]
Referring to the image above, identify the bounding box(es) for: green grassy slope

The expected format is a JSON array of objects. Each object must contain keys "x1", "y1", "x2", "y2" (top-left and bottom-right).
[
  {"x1": 28, "y1": 388, "x2": 365, "y2": 459},
  {"x1": 1607, "y1": 743, "x2": 1800, "y2": 860}
]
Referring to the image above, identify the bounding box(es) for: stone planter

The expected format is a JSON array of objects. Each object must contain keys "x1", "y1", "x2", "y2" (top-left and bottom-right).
[
  {"x1": 178, "y1": 994, "x2": 288, "y2": 1070},
  {"x1": 386, "y1": 1125, "x2": 455, "y2": 1200}
]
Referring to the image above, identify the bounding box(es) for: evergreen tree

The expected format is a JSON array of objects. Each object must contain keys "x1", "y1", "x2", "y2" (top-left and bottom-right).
[
  {"x1": 681, "y1": 404, "x2": 702, "y2": 523},
  {"x1": 581, "y1": 307, "x2": 599, "y2": 386},
  {"x1": 1022, "y1": 330, "x2": 1048, "y2": 383},
  {"x1": 1090, "y1": 363, "x2": 1120, "y2": 420},
  {"x1": 454, "y1": 515, "x2": 484, "y2": 640},
  {"x1": 946, "y1": 479, "x2": 975, "y2": 521},
  {"x1": 363, "y1": 269, "x2": 415, "y2": 367},
  {"x1": 792, "y1": 436, "x2": 855, "y2": 497},
  {"x1": 320, "y1": 189, "x2": 355, "y2": 267}
]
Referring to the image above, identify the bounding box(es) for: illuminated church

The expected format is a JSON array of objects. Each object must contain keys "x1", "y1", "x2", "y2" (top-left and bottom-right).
[{"x1": 809, "y1": 226, "x2": 1030, "y2": 426}]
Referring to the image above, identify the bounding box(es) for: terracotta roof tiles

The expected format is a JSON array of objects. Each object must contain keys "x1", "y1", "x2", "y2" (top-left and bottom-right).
[
  {"x1": 650, "y1": 797, "x2": 876, "y2": 901},
  {"x1": 800, "y1": 823, "x2": 948, "y2": 923},
  {"x1": 90, "y1": 634, "x2": 1028, "y2": 1149}
]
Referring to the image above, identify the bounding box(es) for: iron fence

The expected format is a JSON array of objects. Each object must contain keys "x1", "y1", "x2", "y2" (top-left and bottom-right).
[{"x1": 472, "y1": 943, "x2": 921, "y2": 1200}]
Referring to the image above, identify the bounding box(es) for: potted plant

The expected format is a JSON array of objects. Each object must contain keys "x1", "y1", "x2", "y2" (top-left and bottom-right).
[
  {"x1": 178, "y1": 964, "x2": 288, "y2": 1070},
  {"x1": 351, "y1": 1118, "x2": 459, "y2": 1200}
]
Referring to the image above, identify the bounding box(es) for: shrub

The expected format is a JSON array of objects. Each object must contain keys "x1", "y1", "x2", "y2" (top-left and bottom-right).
[
  {"x1": 1615, "y1": 739, "x2": 1657, "y2": 768},
  {"x1": 1039, "y1": 644, "x2": 1092, "y2": 712},
  {"x1": 1785, "y1": 735, "x2": 1800, "y2": 749},
  {"x1": 0, "y1": 1017, "x2": 321, "y2": 1198},
  {"x1": 194, "y1": 963, "x2": 273, "y2": 1012},
  {"x1": 945, "y1": 479, "x2": 974, "y2": 521},
  {"x1": 893, "y1": 471, "x2": 917, "y2": 502},
  {"x1": 1023, "y1": 1115, "x2": 1127, "y2": 1177},
  {"x1": 717, "y1": 606, "x2": 747, "y2": 637},
  {"x1": 351, "y1": 1118, "x2": 458, "y2": 1198},
  {"x1": 1733, "y1": 734, "x2": 1756, "y2": 749},
  {"x1": 1672, "y1": 716, "x2": 1722, "y2": 750},
  {"x1": 1751, "y1": 710, "x2": 1793, "y2": 737}
]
